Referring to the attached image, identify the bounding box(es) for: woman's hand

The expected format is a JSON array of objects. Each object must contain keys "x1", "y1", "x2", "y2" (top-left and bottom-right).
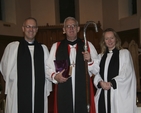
[{"x1": 100, "y1": 81, "x2": 111, "y2": 90}]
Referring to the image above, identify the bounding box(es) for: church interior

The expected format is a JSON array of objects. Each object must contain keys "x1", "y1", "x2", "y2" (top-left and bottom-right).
[{"x1": 0, "y1": 0, "x2": 141, "y2": 113}]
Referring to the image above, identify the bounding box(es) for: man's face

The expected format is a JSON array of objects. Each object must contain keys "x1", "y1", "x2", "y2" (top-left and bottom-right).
[
  {"x1": 22, "y1": 19, "x2": 38, "y2": 42},
  {"x1": 63, "y1": 19, "x2": 80, "y2": 41}
]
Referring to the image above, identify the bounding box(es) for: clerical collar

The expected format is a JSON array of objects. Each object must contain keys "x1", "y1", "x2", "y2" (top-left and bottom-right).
[
  {"x1": 106, "y1": 47, "x2": 117, "y2": 53},
  {"x1": 108, "y1": 47, "x2": 118, "y2": 53},
  {"x1": 67, "y1": 38, "x2": 78, "y2": 45},
  {"x1": 28, "y1": 41, "x2": 34, "y2": 45},
  {"x1": 109, "y1": 50, "x2": 113, "y2": 53}
]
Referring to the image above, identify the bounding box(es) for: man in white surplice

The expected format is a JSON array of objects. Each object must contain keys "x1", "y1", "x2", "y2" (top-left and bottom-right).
[
  {"x1": 47, "y1": 17, "x2": 99, "y2": 113},
  {"x1": 0, "y1": 17, "x2": 52, "y2": 113}
]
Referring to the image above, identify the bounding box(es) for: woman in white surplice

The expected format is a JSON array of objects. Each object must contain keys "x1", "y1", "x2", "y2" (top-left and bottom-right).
[{"x1": 94, "y1": 28, "x2": 137, "y2": 113}]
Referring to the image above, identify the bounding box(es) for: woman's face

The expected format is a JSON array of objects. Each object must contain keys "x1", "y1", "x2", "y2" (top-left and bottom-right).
[{"x1": 104, "y1": 31, "x2": 116, "y2": 51}]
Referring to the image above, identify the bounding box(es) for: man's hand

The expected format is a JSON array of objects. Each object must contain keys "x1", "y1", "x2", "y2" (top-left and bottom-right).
[
  {"x1": 54, "y1": 69, "x2": 68, "y2": 83},
  {"x1": 82, "y1": 51, "x2": 91, "y2": 62}
]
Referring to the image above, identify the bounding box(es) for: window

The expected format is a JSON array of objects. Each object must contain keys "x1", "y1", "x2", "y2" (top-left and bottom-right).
[
  {"x1": 119, "y1": 0, "x2": 137, "y2": 19},
  {"x1": 0, "y1": 0, "x2": 2, "y2": 20},
  {"x1": 131, "y1": 0, "x2": 137, "y2": 15},
  {"x1": 59, "y1": 0, "x2": 75, "y2": 23},
  {"x1": 0, "y1": 0, "x2": 16, "y2": 23}
]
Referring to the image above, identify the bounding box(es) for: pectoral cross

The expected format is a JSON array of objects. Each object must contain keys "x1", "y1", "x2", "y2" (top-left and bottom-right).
[
  {"x1": 69, "y1": 61, "x2": 75, "y2": 76},
  {"x1": 71, "y1": 61, "x2": 75, "y2": 67}
]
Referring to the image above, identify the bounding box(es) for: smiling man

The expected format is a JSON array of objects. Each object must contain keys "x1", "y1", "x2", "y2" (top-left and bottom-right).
[
  {"x1": 0, "y1": 17, "x2": 52, "y2": 113},
  {"x1": 47, "y1": 17, "x2": 99, "y2": 113}
]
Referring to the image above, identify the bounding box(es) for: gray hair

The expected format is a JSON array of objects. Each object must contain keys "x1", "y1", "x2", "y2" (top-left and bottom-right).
[
  {"x1": 23, "y1": 17, "x2": 38, "y2": 26},
  {"x1": 63, "y1": 17, "x2": 78, "y2": 27}
]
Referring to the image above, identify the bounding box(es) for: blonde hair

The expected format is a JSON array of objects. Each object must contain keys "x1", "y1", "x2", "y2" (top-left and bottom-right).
[{"x1": 100, "y1": 28, "x2": 122, "y2": 54}]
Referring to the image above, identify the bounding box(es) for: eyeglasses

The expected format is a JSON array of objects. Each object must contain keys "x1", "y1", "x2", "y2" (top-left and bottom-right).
[
  {"x1": 24, "y1": 25, "x2": 38, "y2": 29},
  {"x1": 65, "y1": 24, "x2": 77, "y2": 29}
]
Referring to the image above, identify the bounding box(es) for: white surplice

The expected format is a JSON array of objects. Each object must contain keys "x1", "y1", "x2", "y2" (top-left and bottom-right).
[
  {"x1": 0, "y1": 41, "x2": 52, "y2": 113},
  {"x1": 47, "y1": 41, "x2": 99, "y2": 110},
  {"x1": 94, "y1": 49, "x2": 137, "y2": 113}
]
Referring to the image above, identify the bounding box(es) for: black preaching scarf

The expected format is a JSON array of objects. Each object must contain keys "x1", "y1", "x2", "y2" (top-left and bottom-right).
[
  {"x1": 98, "y1": 47, "x2": 119, "y2": 113},
  {"x1": 56, "y1": 38, "x2": 88, "y2": 113},
  {"x1": 17, "y1": 38, "x2": 45, "y2": 113}
]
